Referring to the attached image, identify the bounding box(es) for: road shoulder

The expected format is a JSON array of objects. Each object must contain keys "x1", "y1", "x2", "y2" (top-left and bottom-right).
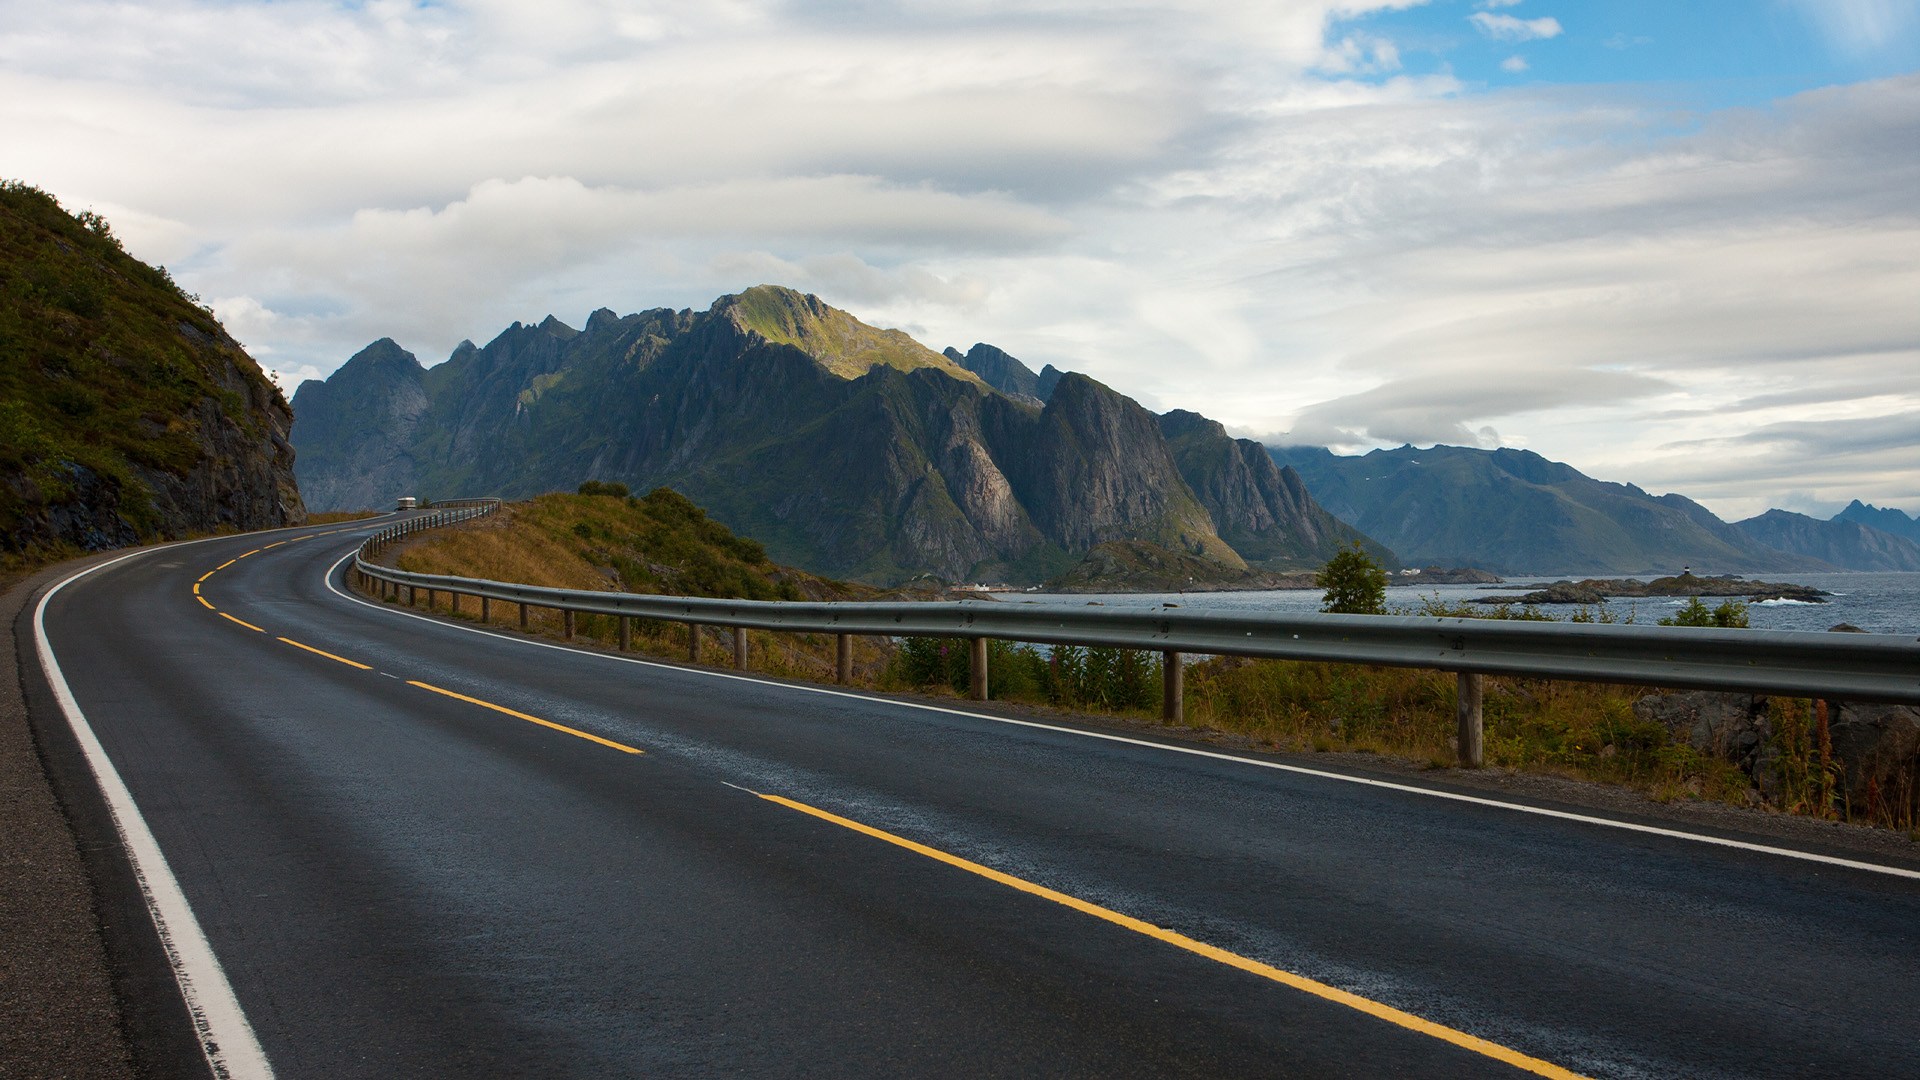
[{"x1": 1, "y1": 556, "x2": 138, "y2": 1079}]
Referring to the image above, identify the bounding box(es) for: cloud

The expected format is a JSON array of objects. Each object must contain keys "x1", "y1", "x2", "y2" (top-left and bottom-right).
[
  {"x1": 1284, "y1": 369, "x2": 1672, "y2": 448},
  {"x1": 1501, "y1": 55, "x2": 1529, "y2": 72},
  {"x1": 6, "y1": 0, "x2": 1918, "y2": 515},
  {"x1": 1469, "y1": 13, "x2": 1564, "y2": 41},
  {"x1": 1784, "y1": 0, "x2": 1920, "y2": 53}
]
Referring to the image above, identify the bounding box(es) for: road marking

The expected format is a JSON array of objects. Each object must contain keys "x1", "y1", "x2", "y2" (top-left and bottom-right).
[
  {"x1": 216, "y1": 559, "x2": 235, "y2": 570},
  {"x1": 191, "y1": 583, "x2": 201, "y2": 594},
  {"x1": 221, "y1": 613, "x2": 266, "y2": 633},
  {"x1": 238, "y1": 549, "x2": 261, "y2": 559},
  {"x1": 322, "y1": 553, "x2": 1920, "y2": 881},
  {"x1": 198, "y1": 571, "x2": 215, "y2": 583},
  {"x1": 407, "y1": 680, "x2": 643, "y2": 754},
  {"x1": 196, "y1": 596, "x2": 215, "y2": 610},
  {"x1": 748, "y1": 786, "x2": 1590, "y2": 1080},
  {"x1": 277, "y1": 638, "x2": 372, "y2": 670},
  {"x1": 263, "y1": 541, "x2": 285, "y2": 549},
  {"x1": 35, "y1": 551, "x2": 276, "y2": 1080}
]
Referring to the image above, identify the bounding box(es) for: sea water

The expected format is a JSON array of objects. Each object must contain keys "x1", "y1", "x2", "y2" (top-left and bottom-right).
[{"x1": 1006, "y1": 572, "x2": 1920, "y2": 636}]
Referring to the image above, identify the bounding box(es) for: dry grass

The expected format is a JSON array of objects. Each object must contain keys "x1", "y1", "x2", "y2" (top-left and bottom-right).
[
  {"x1": 307, "y1": 510, "x2": 383, "y2": 525},
  {"x1": 370, "y1": 492, "x2": 896, "y2": 684}
]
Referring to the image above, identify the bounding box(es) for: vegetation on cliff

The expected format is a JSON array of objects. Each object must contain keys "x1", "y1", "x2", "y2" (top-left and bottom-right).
[{"x1": 0, "y1": 181, "x2": 303, "y2": 566}]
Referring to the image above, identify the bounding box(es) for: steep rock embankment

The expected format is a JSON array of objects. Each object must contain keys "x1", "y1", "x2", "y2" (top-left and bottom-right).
[{"x1": 1, "y1": 182, "x2": 303, "y2": 558}]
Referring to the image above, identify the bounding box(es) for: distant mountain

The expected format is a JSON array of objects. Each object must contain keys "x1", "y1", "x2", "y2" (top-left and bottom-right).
[
  {"x1": 293, "y1": 286, "x2": 1381, "y2": 585},
  {"x1": 1833, "y1": 500, "x2": 1920, "y2": 544},
  {"x1": 1268, "y1": 444, "x2": 1823, "y2": 576},
  {"x1": 1, "y1": 182, "x2": 303, "y2": 555},
  {"x1": 943, "y1": 343, "x2": 1048, "y2": 406},
  {"x1": 1159, "y1": 411, "x2": 1395, "y2": 570},
  {"x1": 1734, "y1": 509, "x2": 1920, "y2": 572}
]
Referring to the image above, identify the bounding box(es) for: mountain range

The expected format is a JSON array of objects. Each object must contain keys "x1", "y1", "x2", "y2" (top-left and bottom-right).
[
  {"x1": 292, "y1": 285, "x2": 1916, "y2": 585},
  {"x1": 292, "y1": 287, "x2": 1377, "y2": 584}
]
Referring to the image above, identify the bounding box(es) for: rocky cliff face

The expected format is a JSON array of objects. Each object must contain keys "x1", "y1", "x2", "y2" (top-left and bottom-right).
[
  {"x1": 293, "y1": 285, "x2": 1378, "y2": 584},
  {"x1": 1159, "y1": 410, "x2": 1394, "y2": 570},
  {"x1": 2, "y1": 182, "x2": 304, "y2": 557}
]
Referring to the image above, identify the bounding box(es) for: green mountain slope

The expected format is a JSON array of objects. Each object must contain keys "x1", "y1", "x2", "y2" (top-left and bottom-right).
[
  {"x1": 1, "y1": 181, "x2": 303, "y2": 558},
  {"x1": 1270, "y1": 443, "x2": 1818, "y2": 575}
]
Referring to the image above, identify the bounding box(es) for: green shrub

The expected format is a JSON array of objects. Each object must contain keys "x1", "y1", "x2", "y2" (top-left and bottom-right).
[
  {"x1": 577, "y1": 479, "x2": 630, "y2": 497},
  {"x1": 1658, "y1": 597, "x2": 1749, "y2": 627},
  {"x1": 1316, "y1": 542, "x2": 1388, "y2": 615}
]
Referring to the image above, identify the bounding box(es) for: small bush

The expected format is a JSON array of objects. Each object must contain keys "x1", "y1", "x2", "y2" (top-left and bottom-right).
[
  {"x1": 1317, "y1": 542, "x2": 1388, "y2": 615},
  {"x1": 1658, "y1": 597, "x2": 1749, "y2": 628},
  {"x1": 577, "y1": 480, "x2": 630, "y2": 498}
]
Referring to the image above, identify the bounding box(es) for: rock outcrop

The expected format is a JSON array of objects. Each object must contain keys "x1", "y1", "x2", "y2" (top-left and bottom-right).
[
  {"x1": 1827, "y1": 702, "x2": 1920, "y2": 822},
  {"x1": 1632, "y1": 692, "x2": 1776, "y2": 787},
  {"x1": 2, "y1": 183, "x2": 303, "y2": 556}
]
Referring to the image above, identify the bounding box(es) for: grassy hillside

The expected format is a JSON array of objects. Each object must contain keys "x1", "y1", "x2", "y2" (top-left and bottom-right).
[
  {"x1": 0, "y1": 180, "x2": 302, "y2": 565},
  {"x1": 376, "y1": 487, "x2": 898, "y2": 682},
  {"x1": 726, "y1": 285, "x2": 982, "y2": 384}
]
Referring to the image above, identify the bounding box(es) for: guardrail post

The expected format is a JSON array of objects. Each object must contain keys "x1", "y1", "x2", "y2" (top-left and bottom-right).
[
  {"x1": 480, "y1": 596, "x2": 491, "y2": 622},
  {"x1": 837, "y1": 633, "x2": 852, "y2": 685},
  {"x1": 688, "y1": 624, "x2": 702, "y2": 663},
  {"x1": 733, "y1": 626, "x2": 748, "y2": 671},
  {"x1": 619, "y1": 615, "x2": 631, "y2": 651},
  {"x1": 426, "y1": 588, "x2": 437, "y2": 609},
  {"x1": 518, "y1": 602, "x2": 529, "y2": 629},
  {"x1": 970, "y1": 637, "x2": 989, "y2": 701},
  {"x1": 564, "y1": 610, "x2": 576, "y2": 641},
  {"x1": 407, "y1": 585, "x2": 417, "y2": 606},
  {"x1": 1163, "y1": 651, "x2": 1184, "y2": 722},
  {"x1": 1457, "y1": 672, "x2": 1484, "y2": 768}
]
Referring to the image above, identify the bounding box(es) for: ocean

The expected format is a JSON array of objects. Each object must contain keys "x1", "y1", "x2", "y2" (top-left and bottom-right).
[{"x1": 1004, "y1": 572, "x2": 1920, "y2": 636}]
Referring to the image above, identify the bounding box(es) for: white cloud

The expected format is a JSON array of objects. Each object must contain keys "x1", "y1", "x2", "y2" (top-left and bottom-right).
[
  {"x1": 3, "y1": 0, "x2": 1916, "y2": 516},
  {"x1": 1501, "y1": 54, "x2": 1529, "y2": 72},
  {"x1": 1784, "y1": 0, "x2": 1920, "y2": 53},
  {"x1": 1469, "y1": 12, "x2": 1564, "y2": 41}
]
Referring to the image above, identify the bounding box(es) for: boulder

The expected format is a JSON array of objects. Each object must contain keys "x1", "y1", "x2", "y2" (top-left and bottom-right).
[
  {"x1": 1825, "y1": 702, "x2": 1920, "y2": 822},
  {"x1": 1632, "y1": 691, "x2": 1773, "y2": 777}
]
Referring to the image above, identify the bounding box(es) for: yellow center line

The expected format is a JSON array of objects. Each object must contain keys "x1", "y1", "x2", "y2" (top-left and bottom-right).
[
  {"x1": 277, "y1": 637, "x2": 372, "y2": 670},
  {"x1": 237, "y1": 549, "x2": 261, "y2": 559},
  {"x1": 406, "y1": 681, "x2": 643, "y2": 754},
  {"x1": 216, "y1": 559, "x2": 235, "y2": 570},
  {"x1": 197, "y1": 595, "x2": 215, "y2": 610},
  {"x1": 191, "y1": 583, "x2": 201, "y2": 594},
  {"x1": 198, "y1": 571, "x2": 215, "y2": 582},
  {"x1": 263, "y1": 541, "x2": 286, "y2": 549},
  {"x1": 220, "y1": 612, "x2": 266, "y2": 633},
  {"x1": 752, "y1": 791, "x2": 1592, "y2": 1080}
]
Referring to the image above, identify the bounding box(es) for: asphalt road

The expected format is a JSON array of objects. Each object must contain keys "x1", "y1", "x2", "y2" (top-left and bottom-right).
[{"x1": 26, "y1": 518, "x2": 1920, "y2": 1079}]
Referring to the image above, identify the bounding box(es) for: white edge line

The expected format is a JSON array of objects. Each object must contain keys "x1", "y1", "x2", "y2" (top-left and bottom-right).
[
  {"x1": 325, "y1": 551, "x2": 1920, "y2": 883},
  {"x1": 29, "y1": 528, "x2": 392, "y2": 1079}
]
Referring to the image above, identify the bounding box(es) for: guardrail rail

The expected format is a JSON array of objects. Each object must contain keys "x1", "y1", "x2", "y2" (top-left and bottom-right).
[{"x1": 352, "y1": 501, "x2": 1920, "y2": 766}]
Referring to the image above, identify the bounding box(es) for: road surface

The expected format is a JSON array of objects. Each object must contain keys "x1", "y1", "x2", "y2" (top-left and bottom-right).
[{"x1": 25, "y1": 517, "x2": 1920, "y2": 1078}]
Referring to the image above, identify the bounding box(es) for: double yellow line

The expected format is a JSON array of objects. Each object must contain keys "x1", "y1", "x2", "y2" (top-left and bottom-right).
[
  {"x1": 192, "y1": 531, "x2": 644, "y2": 756},
  {"x1": 194, "y1": 530, "x2": 1588, "y2": 1077}
]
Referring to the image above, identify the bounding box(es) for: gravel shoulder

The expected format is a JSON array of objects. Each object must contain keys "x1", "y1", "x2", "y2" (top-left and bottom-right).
[{"x1": 1, "y1": 555, "x2": 138, "y2": 1080}]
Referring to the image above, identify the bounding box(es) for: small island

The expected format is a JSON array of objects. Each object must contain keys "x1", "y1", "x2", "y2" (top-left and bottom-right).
[{"x1": 1470, "y1": 572, "x2": 1828, "y2": 606}]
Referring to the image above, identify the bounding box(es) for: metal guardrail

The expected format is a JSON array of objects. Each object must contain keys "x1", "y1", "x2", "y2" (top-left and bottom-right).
[{"x1": 351, "y1": 502, "x2": 1920, "y2": 763}]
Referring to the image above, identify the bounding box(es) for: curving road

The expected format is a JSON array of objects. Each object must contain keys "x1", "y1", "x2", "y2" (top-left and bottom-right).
[{"x1": 23, "y1": 517, "x2": 1920, "y2": 1079}]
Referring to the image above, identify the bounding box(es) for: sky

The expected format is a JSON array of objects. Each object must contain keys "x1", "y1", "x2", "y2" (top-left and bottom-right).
[{"x1": 2, "y1": 0, "x2": 1916, "y2": 521}]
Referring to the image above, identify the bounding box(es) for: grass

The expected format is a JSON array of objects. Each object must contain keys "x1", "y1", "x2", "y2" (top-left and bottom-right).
[
  {"x1": 371, "y1": 494, "x2": 1895, "y2": 830},
  {"x1": 307, "y1": 510, "x2": 382, "y2": 525},
  {"x1": 371, "y1": 489, "x2": 897, "y2": 682}
]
